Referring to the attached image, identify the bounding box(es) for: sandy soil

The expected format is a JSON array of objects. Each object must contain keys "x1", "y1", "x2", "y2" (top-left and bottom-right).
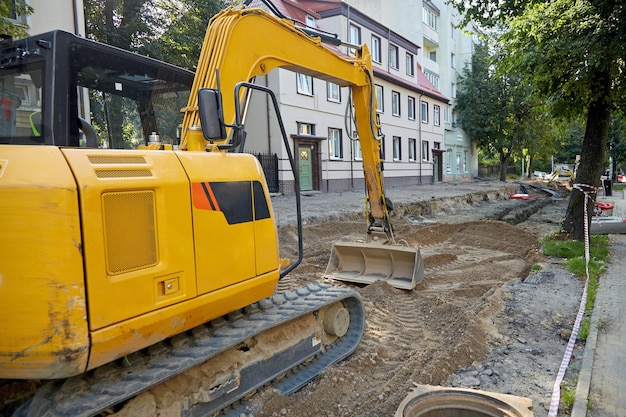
[{"x1": 249, "y1": 182, "x2": 585, "y2": 417}]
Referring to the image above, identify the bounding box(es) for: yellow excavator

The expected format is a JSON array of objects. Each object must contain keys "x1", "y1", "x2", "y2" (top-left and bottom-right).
[{"x1": 0, "y1": 6, "x2": 423, "y2": 416}]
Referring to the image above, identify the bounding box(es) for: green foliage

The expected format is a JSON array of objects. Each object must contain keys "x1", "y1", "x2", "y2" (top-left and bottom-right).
[
  {"x1": 543, "y1": 235, "x2": 609, "y2": 263},
  {"x1": 85, "y1": 0, "x2": 158, "y2": 50},
  {"x1": 145, "y1": 0, "x2": 229, "y2": 70},
  {"x1": 83, "y1": 0, "x2": 228, "y2": 148},
  {"x1": 608, "y1": 111, "x2": 626, "y2": 178},
  {"x1": 500, "y1": 1, "x2": 625, "y2": 119},
  {"x1": 456, "y1": 39, "x2": 556, "y2": 181},
  {"x1": 451, "y1": 0, "x2": 626, "y2": 240},
  {"x1": 579, "y1": 317, "x2": 590, "y2": 340},
  {"x1": 84, "y1": 0, "x2": 230, "y2": 61},
  {"x1": 542, "y1": 234, "x2": 608, "y2": 342},
  {"x1": 0, "y1": 0, "x2": 33, "y2": 38},
  {"x1": 561, "y1": 378, "x2": 577, "y2": 413},
  {"x1": 551, "y1": 119, "x2": 585, "y2": 167}
]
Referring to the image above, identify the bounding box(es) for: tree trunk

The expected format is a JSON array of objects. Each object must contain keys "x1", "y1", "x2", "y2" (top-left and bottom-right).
[
  {"x1": 562, "y1": 69, "x2": 612, "y2": 240},
  {"x1": 499, "y1": 149, "x2": 510, "y2": 182}
]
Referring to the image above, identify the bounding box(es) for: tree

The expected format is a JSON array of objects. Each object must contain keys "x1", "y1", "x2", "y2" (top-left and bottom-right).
[
  {"x1": 452, "y1": 0, "x2": 626, "y2": 240},
  {"x1": 0, "y1": 0, "x2": 33, "y2": 38},
  {"x1": 84, "y1": 0, "x2": 160, "y2": 50},
  {"x1": 144, "y1": 0, "x2": 229, "y2": 70},
  {"x1": 83, "y1": 0, "x2": 229, "y2": 147},
  {"x1": 456, "y1": 40, "x2": 548, "y2": 181},
  {"x1": 84, "y1": 0, "x2": 230, "y2": 66}
]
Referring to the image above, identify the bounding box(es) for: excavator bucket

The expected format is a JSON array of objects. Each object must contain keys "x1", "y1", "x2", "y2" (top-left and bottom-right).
[{"x1": 324, "y1": 241, "x2": 424, "y2": 290}]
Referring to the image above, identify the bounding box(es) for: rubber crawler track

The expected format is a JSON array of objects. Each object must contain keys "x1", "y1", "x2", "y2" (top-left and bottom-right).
[{"x1": 14, "y1": 284, "x2": 365, "y2": 417}]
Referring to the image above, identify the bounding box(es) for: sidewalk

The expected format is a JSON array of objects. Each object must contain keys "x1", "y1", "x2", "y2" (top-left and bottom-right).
[{"x1": 572, "y1": 188, "x2": 626, "y2": 417}]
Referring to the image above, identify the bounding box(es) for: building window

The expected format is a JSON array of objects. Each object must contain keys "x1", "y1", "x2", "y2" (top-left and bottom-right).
[
  {"x1": 296, "y1": 73, "x2": 313, "y2": 95},
  {"x1": 389, "y1": 44, "x2": 399, "y2": 70},
  {"x1": 329, "y1": 128, "x2": 343, "y2": 159},
  {"x1": 393, "y1": 136, "x2": 402, "y2": 161},
  {"x1": 451, "y1": 53, "x2": 456, "y2": 69},
  {"x1": 451, "y1": 22, "x2": 456, "y2": 39},
  {"x1": 421, "y1": 100, "x2": 429, "y2": 123},
  {"x1": 375, "y1": 84, "x2": 384, "y2": 113},
  {"x1": 456, "y1": 153, "x2": 461, "y2": 173},
  {"x1": 298, "y1": 122, "x2": 314, "y2": 135},
  {"x1": 408, "y1": 96, "x2": 416, "y2": 120},
  {"x1": 327, "y1": 82, "x2": 340, "y2": 102},
  {"x1": 434, "y1": 105, "x2": 441, "y2": 126},
  {"x1": 354, "y1": 140, "x2": 362, "y2": 160},
  {"x1": 423, "y1": 7, "x2": 438, "y2": 30},
  {"x1": 464, "y1": 150, "x2": 469, "y2": 172},
  {"x1": 424, "y1": 69, "x2": 440, "y2": 90},
  {"x1": 422, "y1": 141, "x2": 429, "y2": 162},
  {"x1": 392, "y1": 91, "x2": 401, "y2": 116},
  {"x1": 409, "y1": 138, "x2": 417, "y2": 161},
  {"x1": 451, "y1": 82, "x2": 457, "y2": 98},
  {"x1": 406, "y1": 53, "x2": 415, "y2": 76},
  {"x1": 380, "y1": 136, "x2": 386, "y2": 160},
  {"x1": 6, "y1": 0, "x2": 28, "y2": 25},
  {"x1": 429, "y1": 50, "x2": 437, "y2": 62},
  {"x1": 349, "y1": 24, "x2": 361, "y2": 54},
  {"x1": 446, "y1": 148, "x2": 453, "y2": 173},
  {"x1": 444, "y1": 105, "x2": 450, "y2": 123},
  {"x1": 305, "y1": 14, "x2": 315, "y2": 27},
  {"x1": 371, "y1": 35, "x2": 381, "y2": 63}
]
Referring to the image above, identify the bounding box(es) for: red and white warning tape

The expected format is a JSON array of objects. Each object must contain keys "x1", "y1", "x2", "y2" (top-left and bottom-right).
[{"x1": 548, "y1": 183, "x2": 598, "y2": 416}]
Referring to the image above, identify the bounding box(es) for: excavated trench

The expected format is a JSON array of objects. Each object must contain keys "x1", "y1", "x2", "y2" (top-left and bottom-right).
[{"x1": 394, "y1": 190, "x2": 558, "y2": 226}]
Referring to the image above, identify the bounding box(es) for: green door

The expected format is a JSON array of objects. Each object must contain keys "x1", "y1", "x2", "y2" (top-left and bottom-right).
[{"x1": 299, "y1": 145, "x2": 313, "y2": 191}]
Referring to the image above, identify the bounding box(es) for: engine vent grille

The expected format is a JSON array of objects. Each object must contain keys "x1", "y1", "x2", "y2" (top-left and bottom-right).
[
  {"x1": 102, "y1": 190, "x2": 158, "y2": 274},
  {"x1": 88, "y1": 155, "x2": 147, "y2": 164},
  {"x1": 95, "y1": 169, "x2": 153, "y2": 178}
]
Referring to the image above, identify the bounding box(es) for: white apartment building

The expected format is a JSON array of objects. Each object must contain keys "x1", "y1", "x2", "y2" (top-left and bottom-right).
[
  {"x1": 11, "y1": 0, "x2": 85, "y2": 36},
  {"x1": 342, "y1": 0, "x2": 479, "y2": 181},
  {"x1": 245, "y1": 0, "x2": 449, "y2": 194},
  {"x1": 17, "y1": 0, "x2": 465, "y2": 192}
]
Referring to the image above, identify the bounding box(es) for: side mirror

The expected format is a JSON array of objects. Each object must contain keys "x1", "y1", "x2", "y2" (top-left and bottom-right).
[{"x1": 198, "y1": 88, "x2": 226, "y2": 140}]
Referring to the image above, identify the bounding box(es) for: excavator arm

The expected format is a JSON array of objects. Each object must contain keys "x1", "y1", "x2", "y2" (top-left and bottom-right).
[{"x1": 181, "y1": 6, "x2": 394, "y2": 240}]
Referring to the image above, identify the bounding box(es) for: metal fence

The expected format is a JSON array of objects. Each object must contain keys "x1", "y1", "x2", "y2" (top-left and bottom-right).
[
  {"x1": 478, "y1": 164, "x2": 519, "y2": 176},
  {"x1": 253, "y1": 152, "x2": 279, "y2": 193}
]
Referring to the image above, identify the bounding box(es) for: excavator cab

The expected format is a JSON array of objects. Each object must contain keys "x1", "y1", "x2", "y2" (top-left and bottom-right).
[{"x1": 0, "y1": 30, "x2": 193, "y2": 149}]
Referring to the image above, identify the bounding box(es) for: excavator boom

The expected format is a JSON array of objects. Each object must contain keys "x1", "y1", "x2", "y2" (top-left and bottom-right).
[{"x1": 184, "y1": 6, "x2": 424, "y2": 289}]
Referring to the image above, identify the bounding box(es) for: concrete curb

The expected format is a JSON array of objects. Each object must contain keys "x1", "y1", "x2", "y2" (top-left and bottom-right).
[{"x1": 571, "y1": 305, "x2": 601, "y2": 417}]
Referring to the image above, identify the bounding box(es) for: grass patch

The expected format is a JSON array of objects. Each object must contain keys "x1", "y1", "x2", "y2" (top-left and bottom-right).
[
  {"x1": 542, "y1": 235, "x2": 609, "y2": 415},
  {"x1": 578, "y1": 317, "x2": 591, "y2": 340},
  {"x1": 561, "y1": 378, "x2": 578, "y2": 414},
  {"x1": 542, "y1": 234, "x2": 609, "y2": 338}
]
